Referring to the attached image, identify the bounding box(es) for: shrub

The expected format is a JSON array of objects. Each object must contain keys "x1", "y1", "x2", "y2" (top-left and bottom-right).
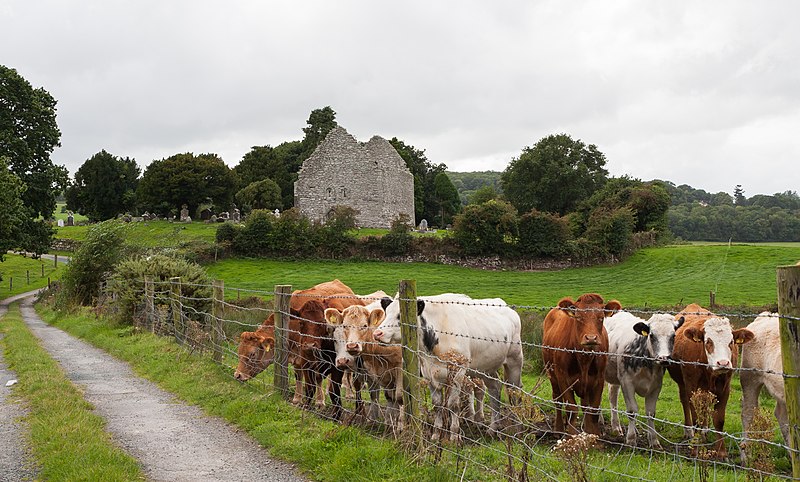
[
  {"x1": 518, "y1": 210, "x2": 573, "y2": 258},
  {"x1": 57, "y1": 220, "x2": 127, "y2": 307},
  {"x1": 107, "y1": 254, "x2": 212, "y2": 325},
  {"x1": 232, "y1": 209, "x2": 275, "y2": 254},
  {"x1": 380, "y1": 213, "x2": 413, "y2": 256},
  {"x1": 452, "y1": 200, "x2": 518, "y2": 256},
  {"x1": 585, "y1": 207, "x2": 636, "y2": 258},
  {"x1": 315, "y1": 205, "x2": 357, "y2": 258},
  {"x1": 215, "y1": 222, "x2": 240, "y2": 244}
]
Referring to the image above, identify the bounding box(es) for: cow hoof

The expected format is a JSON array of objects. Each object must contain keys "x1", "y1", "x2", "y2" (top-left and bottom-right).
[
  {"x1": 625, "y1": 436, "x2": 637, "y2": 447},
  {"x1": 650, "y1": 442, "x2": 663, "y2": 451},
  {"x1": 291, "y1": 395, "x2": 302, "y2": 405}
]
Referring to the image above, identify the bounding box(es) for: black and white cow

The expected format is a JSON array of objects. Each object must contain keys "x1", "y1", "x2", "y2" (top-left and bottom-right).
[{"x1": 604, "y1": 311, "x2": 684, "y2": 448}]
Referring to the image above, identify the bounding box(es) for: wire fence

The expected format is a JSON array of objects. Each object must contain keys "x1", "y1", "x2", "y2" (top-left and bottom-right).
[{"x1": 98, "y1": 277, "x2": 798, "y2": 481}]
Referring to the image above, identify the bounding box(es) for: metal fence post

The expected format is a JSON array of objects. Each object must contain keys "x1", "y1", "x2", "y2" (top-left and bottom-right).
[
  {"x1": 399, "y1": 279, "x2": 421, "y2": 432},
  {"x1": 170, "y1": 277, "x2": 183, "y2": 344},
  {"x1": 211, "y1": 279, "x2": 224, "y2": 362},
  {"x1": 273, "y1": 284, "x2": 292, "y2": 400},
  {"x1": 778, "y1": 264, "x2": 800, "y2": 478}
]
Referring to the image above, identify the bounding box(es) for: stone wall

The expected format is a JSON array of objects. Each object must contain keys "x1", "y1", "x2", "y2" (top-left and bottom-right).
[{"x1": 294, "y1": 127, "x2": 415, "y2": 229}]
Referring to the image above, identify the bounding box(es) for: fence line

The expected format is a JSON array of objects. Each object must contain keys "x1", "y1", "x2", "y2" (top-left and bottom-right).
[{"x1": 102, "y1": 276, "x2": 798, "y2": 480}]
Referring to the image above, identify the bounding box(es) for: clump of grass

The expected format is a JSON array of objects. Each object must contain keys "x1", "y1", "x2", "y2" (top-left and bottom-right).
[
  {"x1": 0, "y1": 303, "x2": 143, "y2": 480},
  {"x1": 690, "y1": 389, "x2": 718, "y2": 482},
  {"x1": 744, "y1": 407, "x2": 776, "y2": 481},
  {"x1": 553, "y1": 432, "x2": 598, "y2": 482}
]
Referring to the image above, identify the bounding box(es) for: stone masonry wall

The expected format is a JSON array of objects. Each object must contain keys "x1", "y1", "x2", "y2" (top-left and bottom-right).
[{"x1": 294, "y1": 127, "x2": 415, "y2": 229}]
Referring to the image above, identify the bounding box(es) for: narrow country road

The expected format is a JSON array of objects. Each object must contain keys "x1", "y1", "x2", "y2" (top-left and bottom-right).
[
  {"x1": 0, "y1": 290, "x2": 41, "y2": 482},
  {"x1": 10, "y1": 294, "x2": 309, "y2": 482}
]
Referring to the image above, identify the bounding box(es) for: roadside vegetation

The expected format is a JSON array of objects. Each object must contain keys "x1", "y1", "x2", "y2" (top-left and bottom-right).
[{"x1": 0, "y1": 303, "x2": 144, "y2": 481}]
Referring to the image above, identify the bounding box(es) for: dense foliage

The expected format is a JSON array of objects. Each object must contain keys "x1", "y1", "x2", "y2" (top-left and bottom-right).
[
  {"x1": 233, "y1": 142, "x2": 301, "y2": 209},
  {"x1": 518, "y1": 210, "x2": 573, "y2": 258},
  {"x1": 57, "y1": 221, "x2": 126, "y2": 306},
  {"x1": 453, "y1": 200, "x2": 519, "y2": 256},
  {"x1": 65, "y1": 150, "x2": 139, "y2": 221},
  {"x1": 446, "y1": 171, "x2": 502, "y2": 205},
  {"x1": 0, "y1": 157, "x2": 29, "y2": 259},
  {"x1": 136, "y1": 152, "x2": 237, "y2": 216},
  {"x1": 501, "y1": 134, "x2": 608, "y2": 215},
  {"x1": 0, "y1": 65, "x2": 68, "y2": 219},
  {"x1": 235, "y1": 178, "x2": 283, "y2": 212},
  {"x1": 389, "y1": 138, "x2": 449, "y2": 225}
]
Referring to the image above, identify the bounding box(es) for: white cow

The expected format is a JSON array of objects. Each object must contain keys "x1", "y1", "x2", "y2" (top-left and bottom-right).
[
  {"x1": 605, "y1": 311, "x2": 684, "y2": 448},
  {"x1": 373, "y1": 293, "x2": 524, "y2": 442},
  {"x1": 740, "y1": 312, "x2": 789, "y2": 445}
]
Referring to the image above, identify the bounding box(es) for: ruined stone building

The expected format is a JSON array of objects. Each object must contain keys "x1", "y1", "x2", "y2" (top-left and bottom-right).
[{"x1": 294, "y1": 126, "x2": 415, "y2": 229}]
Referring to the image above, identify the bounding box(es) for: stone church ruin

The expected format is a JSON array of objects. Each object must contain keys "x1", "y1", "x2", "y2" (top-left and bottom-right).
[{"x1": 294, "y1": 126, "x2": 415, "y2": 229}]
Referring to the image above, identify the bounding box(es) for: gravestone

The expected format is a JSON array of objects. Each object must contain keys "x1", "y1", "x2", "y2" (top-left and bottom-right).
[
  {"x1": 180, "y1": 204, "x2": 190, "y2": 222},
  {"x1": 418, "y1": 219, "x2": 428, "y2": 232},
  {"x1": 57, "y1": 219, "x2": 64, "y2": 227},
  {"x1": 199, "y1": 208, "x2": 213, "y2": 221},
  {"x1": 210, "y1": 214, "x2": 218, "y2": 223},
  {"x1": 218, "y1": 211, "x2": 229, "y2": 221},
  {"x1": 274, "y1": 208, "x2": 281, "y2": 218},
  {"x1": 232, "y1": 208, "x2": 241, "y2": 223},
  {"x1": 66, "y1": 212, "x2": 74, "y2": 227}
]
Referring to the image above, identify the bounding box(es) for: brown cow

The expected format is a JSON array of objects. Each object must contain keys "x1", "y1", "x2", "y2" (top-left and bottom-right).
[
  {"x1": 542, "y1": 293, "x2": 621, "y2": 436},
  {"x1": 667, "y1": 303, "x2": 754, "y2": 458}
]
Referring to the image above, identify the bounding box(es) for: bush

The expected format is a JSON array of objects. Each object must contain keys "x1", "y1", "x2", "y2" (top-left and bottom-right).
[
  {"x1": 380, "y1": 213, "x2": 413, "y2": 256},
  {"x1": 584, "y1": 207, "x2": 636, "y2": 258},
  {"x1": 57, "y1": 220, "x2": 127, "y2": 307},
  {"x1": 315, "y1": 206, "x2": 357, "y2": 258},
  {"x1": 215, "y1": 222, "x2": 240, "y2": 244},
  {"x1": 518, "y1": 210, "x2": 573, "y2": 258},
  {"x1": 452, "y1": 200, "x2": 518, "y2": 256},
  {"x1": 107, "y1": 254, "x2": 212, "y2": 325}
]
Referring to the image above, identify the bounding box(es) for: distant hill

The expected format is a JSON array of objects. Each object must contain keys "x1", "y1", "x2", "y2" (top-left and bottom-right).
[{"x1": 446, "y1": 171, "x2": 502, "y2": 205}]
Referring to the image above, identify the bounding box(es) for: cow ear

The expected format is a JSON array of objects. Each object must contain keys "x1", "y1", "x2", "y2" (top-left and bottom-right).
[
  {"x1": 417, "y1": 299, "x2": 425, "y2": 315},
  {"x1": 684, "y1": 327, "x2": 704, "y2": 343},
  {"x1": 604, "y1": 300, "x2": 622, "y2": 317},
  {"x1": 260, "y1": 337, "x2": 274, "y2": 352},
  {"x1": 368, "y1": 308, "x2": 386, "y2": 326},
  {"x1": 633, "y1": 322, "x2": 650, "y2": 337},
  {"x1": 674, "y1": 316, "x2": 685, "y2": 330},
  {"x1": 324, "y1": 308, "x2": 343, "y2": 325},
  {"x1": 240, "y1": 331, "x2": 260, "y2": 342},
  {"x1": 733, "y1": 328, "x2": 755, "y2": 345},
  {"x1": 557, "y1": 297, "x2": 575, "y2": 310},
  {"x1": 381, "y1": 297, "x2": 393, "y2": 310}
]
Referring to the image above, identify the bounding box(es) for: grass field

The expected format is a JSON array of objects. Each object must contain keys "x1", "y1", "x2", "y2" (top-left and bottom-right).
[
  {"x1": 207, "y1": 243, "x2": 800, "y2": 308},
  {"x1": 0, "y1": 254, "x2": 63, "y2": 298},
  {"x1": 54, "y1": 220, "x2": 218, "y2": 247},
  {"x1": 1, "y1": 303, "x2": 143, "y2": 480},
  {"x1": 51, "y1": 202, "x2": 88, "y2": 223}
]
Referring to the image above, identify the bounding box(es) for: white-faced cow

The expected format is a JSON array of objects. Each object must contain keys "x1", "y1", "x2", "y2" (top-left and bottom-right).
[
  {"x1": 373, "y1": 293, "x2": 523, "y2": 442},
  {"x1": 740, "y1": 312, "x2": 789, "y2": 446},
  {"x1": 605, "y1": 311, "x2": 684, "y2": 448},
  {"x1": 667, "y1": 303, "x2": 754, "y2": 459}
]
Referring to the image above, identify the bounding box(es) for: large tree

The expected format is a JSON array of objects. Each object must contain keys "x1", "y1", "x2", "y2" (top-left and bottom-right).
[
  {"x1": 389, "y1": 138, "x2": 447, "y2": 223},
  {"x1": 295, "y1": 106, "x2": 338, "y2": 171},
  {"x1": 0, "y1": 157, "x2": 53, "y2": 259},
  {"x1": 233, "y1": 142, "x2": 300, "y2": 209},
  {"x1": 65, "y1": 150, "x2": 139, "y2": 221},
  {"x1": 501, "y1": 134, "x2": 608, "y2": 215},
  {"x1": 0, "y1": 65, "x2": 68, "y2": 218},
  {"x1": 136, "y1": 152, "x2": 237, "y2": 216},
  {"x1": 433, "y1": 172, "x2": 460, "y2": 226}
]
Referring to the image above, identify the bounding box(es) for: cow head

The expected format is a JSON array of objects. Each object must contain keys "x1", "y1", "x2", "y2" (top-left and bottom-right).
[
  {"x1": 633, "y1": 314, "x2": 685, "y2": 365},
  {"x1": 373, "y1": 296, "x2": 403, "y2": 344},
  {"x1": 233, "y1": 329, "x2": 275, "y2": 381},
  {"x1": 683, "y1": 317, "x2": 755, "y2": 371},
  {"x1": 559, "y1": 293, "x2": 621, "y2": 349},
  {"x1": 326, "y1": 305, "x2": 386, "y2": 368}
]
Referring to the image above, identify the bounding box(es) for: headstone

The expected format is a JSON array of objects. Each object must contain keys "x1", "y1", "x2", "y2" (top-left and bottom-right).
[
  {"x1": 418, "y1": 219, "x2": 428, "y2": 232},
  {"x1": 219, "y1": 211, "x2": 229, "y2": 220},
  {"x1": 57, "y1": 219, "x2": 65, "y2": 227},
  {"x1": 210, "y1": 214, "x2": 218, "y2": 223},
  {"x1": 142, "y1": 212, "x2": 151, "y2": 221},
  {"x1": 66, "y1": 211, "x2": 74, "y2": 227},
  {"x1": 123, "y1": 214, "x2": 132, "y2": 223},
  {"x1": 199, "y1": 208, "x2": 213, "y2": 221},
  {"x1": 274, "y1": 208, "x2": 281, "y2": 218},
  {"x1": 232, "y1": 208, "x2": 241, "y2": 223},
  {"x1": 180, "y1": 204, "x2": 190, "y2": 222}
]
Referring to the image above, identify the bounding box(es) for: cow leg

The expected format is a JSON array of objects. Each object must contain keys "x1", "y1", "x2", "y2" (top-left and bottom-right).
[
  {"x1": 430, "y1": 381, "x2": 445, "y2": 441},
  {"x1": 608, "y1": 383, "x2": 623, "y2": 436},
  {"x1": 303, "y1": 369, "x2": 321, "y2": 407},
  {"x1": 445, "y1": 367, "x2": 466, "y2": 443},
  {"x1": 367, "y1": 377, "x2": 382, "y2": 422},
  {"x1": 643, "y1": 388, "x2": 662, "y2": 449},
  {"x1": 472, "y1": 380, "x2": 486, "y2": 423},
  {"x1": 712, "y1": 392, "x2": 730, "y2": 459},
  {"x1": 620, "y1": 380, "x2": 640, "y2": 446},
  {"x1": 291, "y1": 365, "x2": 304, "y2": 405},
  {"x1": 343, "y1": 371, "x2": 355, "y2": 400},
  {"x1": 583, "y1": 383, "x2": 604, "y2": 436},
  {"x1": 549, "y1": 375, "x2": 566, "y2": 435},
  {"x1": 350, "y1": 372, "x2": 364, "y2": 420},
  {"x1": 328, "y1": 369, "x2": 343, "y2": 421},
  {"x1": 484, "y1": 375, "x2": 503, "y2": 436},
  {"x1": 740, "y1": 376, "x2": 761, "y2": 439},
  {"x1": 676, "y1": 382, "x2": 694, "y2": 439}
]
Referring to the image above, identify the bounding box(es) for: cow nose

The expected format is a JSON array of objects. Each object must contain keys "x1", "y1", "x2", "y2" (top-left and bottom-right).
[
  {"x1": 716, "y1": 360, "x2": 731, "y2": 368},
  {"x1": 234, "y1": 371, "x2": 249, "y2": 382},
  {"x1": 582, "y1": 334, "x2": 598, "y2": 345},
  {"x1": 373, "y1": 330, "x2": 383, "y2": 341},
  {"x1": 336, "y1": 357, "x2": 352, "y2": 368}
]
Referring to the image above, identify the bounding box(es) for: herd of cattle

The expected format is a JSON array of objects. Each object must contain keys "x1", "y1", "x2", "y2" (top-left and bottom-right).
[{"x1": 232, "y1": 280, "x2": 788, "y2": 456}]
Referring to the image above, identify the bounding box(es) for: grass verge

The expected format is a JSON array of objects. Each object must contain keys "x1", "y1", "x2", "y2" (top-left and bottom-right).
[
  {"x1": 0, "y1": 303, "x2": 143, "y2": 481},
  {"x1": 36, "y1": 303, "x2": 455, "y2": 482}
]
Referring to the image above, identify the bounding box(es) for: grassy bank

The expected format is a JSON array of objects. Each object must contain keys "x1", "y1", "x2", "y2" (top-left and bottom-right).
[
  {"x1": 0, "y1": 254, "x2": 62, "y2": 298},
  {"x1": 207, "y1": 243, "x2": 800, "y2": 307},
  {"x1": 0, "y1": 303, "x2": 143, "y2": 481}
]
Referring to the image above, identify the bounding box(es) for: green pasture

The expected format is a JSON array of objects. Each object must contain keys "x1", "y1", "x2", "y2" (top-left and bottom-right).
[
  {"x1": 51, "y1": 202, "x2": 88, "y2": 223},
  {"x1": 207, "y1": 243, "x2": 800, "y2": 308},
  {"x1": 55, "y1": 220, "x2": 218, "y2": 247},
  {"x1": 0, "y1": 254, "x2": 63, "y2": 297}
]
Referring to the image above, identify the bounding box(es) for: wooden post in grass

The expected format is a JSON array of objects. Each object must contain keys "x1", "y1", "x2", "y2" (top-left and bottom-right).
[
  {"x1": 144, "y1": 276, "x2": 155, "y2": 333},
  {"x1": 170, "y1": 277, "x2": 183, "y2": 345},
  {"x1": 41, "y1": 264, "x2": 44, "y2": 277},
  {"x1": 399, "y1": 280, "x2": 421, "y2": 429},
  {"x1": 8, "y1": 277, "x2": 11, "y2": 291},
  {"x1": 26, "y1": 270, "x2": 29, "y2": 284},
  {"x1": 778, "y1": 264, "x2": 800, "y2": 478},
  {"x1": 211, "y1": 279, "x2": 224, "y2": 362},
  {"x1": 54, "y1": 254, "x2": 58, "y2": 267},
  {"x1": 273, "y1": 284, "x2": 292, "y2": 400}
]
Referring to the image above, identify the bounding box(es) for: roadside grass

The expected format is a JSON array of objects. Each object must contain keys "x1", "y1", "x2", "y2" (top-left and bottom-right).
[
  {"x1": 36, "y1": 304, "x2": 456, "y2": 482},
  {"x1": 207, "y1": 243, "x2": 800, "y2": 307},
  {"x1": 0, "y1": 303, "x2": 143, "y2": 481},
  {"x1": 0, "y1": 254, "x2": 63, "y2": 298}
]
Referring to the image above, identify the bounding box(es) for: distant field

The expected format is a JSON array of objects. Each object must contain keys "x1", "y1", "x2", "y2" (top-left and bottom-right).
[
  {"x1": 55, "y1": 220, "x2": 218, "y2": 247},
  {"x1": 207, "y1": 243, "x2": 800, "y2": 308},
  {"x1": 0, "y1": 254, "x2": 63, "y2": 297},
  {"x1": 52, "y1": 202, "x2": 88, "y2": 223}
]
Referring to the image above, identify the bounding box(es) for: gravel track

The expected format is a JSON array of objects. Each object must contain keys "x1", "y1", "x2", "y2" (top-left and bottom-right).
[{"x1": 13, "y1": 294, "x2": 309, "y2": 482}]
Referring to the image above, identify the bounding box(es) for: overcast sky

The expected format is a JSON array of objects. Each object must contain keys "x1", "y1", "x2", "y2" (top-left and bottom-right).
[{"x1": 2, "y1": 1, "x2": 798, "y2": 196}]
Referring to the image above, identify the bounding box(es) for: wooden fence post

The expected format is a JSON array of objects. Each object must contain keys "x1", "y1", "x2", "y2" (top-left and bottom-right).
[
  {"x1": 26, "y1": 270, "x2": 30, "y2": 284},
  {"x1": 211, "y1": 279, "x2": 224, "y2": 362},
  {"x1": 144, "y1": 276, "x2": 155, "y2": 333},
  {"x1": 54, "y1": 254, "x2": 58, "y2": 267},
  {"x1": 273, "y1": 285, "x2": 292, "y2": 400},
  {"x1": 399, "y1": 279, "x2": 421, "y2": 433},
  {"x1": 170, "y1": 277, "x2": 183, "y2": 345},
  {"x1": 41, "y1": 264, "x2": 44, "y2": 277},
  {"x1": 778, "y1": 264, "x2": 800, "y2": 479}
]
